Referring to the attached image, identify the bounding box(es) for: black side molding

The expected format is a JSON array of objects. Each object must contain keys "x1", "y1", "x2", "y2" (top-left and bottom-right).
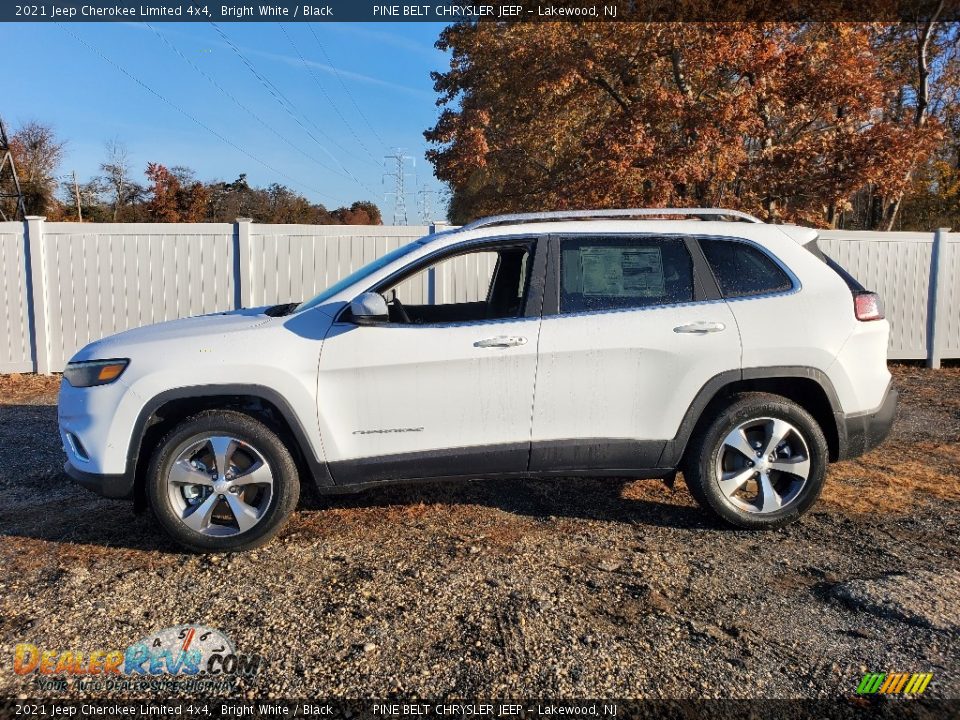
[
  {"x1": 329, "y1": 438, "x2": 671, "y2": 489},
  {"x1": 529, "y1": 438, "x2": 664, "y2": 473},
  {"x1": 329, "y1": 442, "x2": 530, "y2": 486}
]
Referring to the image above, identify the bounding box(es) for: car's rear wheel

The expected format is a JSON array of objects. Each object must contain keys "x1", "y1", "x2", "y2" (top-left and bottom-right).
[
  {"x1": 683, "y1": 393, "x2": 828, "y2": 529},
  {"x1": 147, "y1": 410, "x2": 299, "y2": 552}
]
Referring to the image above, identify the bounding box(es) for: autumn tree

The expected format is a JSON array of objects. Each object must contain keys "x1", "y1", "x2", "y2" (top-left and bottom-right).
[
  {"x1": 56, "y1": 176, "x2": 109, "y2": 222},
  {"x1": 19, "y1": 146, "x2": 382, "y2": 225},
  {"x1": 145, "y1": 162, "x2": 209, "y2": 222},
  {"x1": 332, "y1": 200, "x2": 383, "y2": 224},
  {"x1": 100, "y1": 138, "x2": 133, "y2": 221},
  {"x1": 202, "y1": 174, "x2": 382, "y2": 224},
  {"x1": 897, "y1": 100, "x2": 960, "y2": 230},
  {"x1": 7, "y1": 121, "x2": 65, "y2": 216},
  {"x1": 426, "y1": 21, "x2": 952, "y2": 227},
  {"x1": 878, "y1": 15, "x2": 959, "y2": 229}
]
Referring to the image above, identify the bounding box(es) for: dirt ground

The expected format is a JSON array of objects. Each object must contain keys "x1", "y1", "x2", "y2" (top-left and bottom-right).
[{"x1": 0, "y1": 365, "x2": 957, "y2": 700}]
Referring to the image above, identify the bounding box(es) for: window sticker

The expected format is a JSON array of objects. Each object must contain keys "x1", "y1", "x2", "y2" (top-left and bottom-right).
[{"x1": 579, "y1": 247, "x2": 665, "y2": 297}]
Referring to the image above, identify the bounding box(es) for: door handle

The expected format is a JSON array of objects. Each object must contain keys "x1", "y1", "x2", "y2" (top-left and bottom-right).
[
  {"x1": 673, "y1": 321, "x2": 726, "y2": 334},
  {"x1": 474, "y1": 335, "x2": 528, "y2": 348}
]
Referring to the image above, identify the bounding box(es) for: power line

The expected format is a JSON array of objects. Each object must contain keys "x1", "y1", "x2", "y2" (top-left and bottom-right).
[
  {"x1": 277, "y1": 24, "x2": 381, "y2": 166},
  {"x1": 144, "y1": 23, "x2": 355, "y2": 188},
  {"x1": 383, "y1": 149, "x2": 414, "y2": 225},
  {"x1": 306, "y1": 23, "x2": 387, "y2": 149},
  {"x1": 209, "y1": 22, "x2": 378, "y2": 198},
  {"x1": 58, "y1": 23, "x2": 339, "y2": 204}
]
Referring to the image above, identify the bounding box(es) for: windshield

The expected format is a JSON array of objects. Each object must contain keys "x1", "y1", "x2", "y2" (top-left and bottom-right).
[{"x1": 296, "y1": 237, "x2": 431, "y2": 313}]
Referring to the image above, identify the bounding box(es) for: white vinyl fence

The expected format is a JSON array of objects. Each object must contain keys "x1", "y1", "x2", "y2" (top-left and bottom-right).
[
  {"x1": 818, "y1": 229, "x2": 958, "y2": 364},
  {"x1": 0, "y1": 218, "x2": 956, "y2": 374}
]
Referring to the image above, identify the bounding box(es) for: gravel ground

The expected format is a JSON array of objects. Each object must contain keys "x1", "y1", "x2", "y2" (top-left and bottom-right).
[{"x1": 0, "y1": 365, "x2": 957, "y2": 700}]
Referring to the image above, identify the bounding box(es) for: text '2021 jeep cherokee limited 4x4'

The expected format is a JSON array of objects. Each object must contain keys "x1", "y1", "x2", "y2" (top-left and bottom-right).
[{"x1": 59, "y1": 208, "x2": 897, "y2": 552}]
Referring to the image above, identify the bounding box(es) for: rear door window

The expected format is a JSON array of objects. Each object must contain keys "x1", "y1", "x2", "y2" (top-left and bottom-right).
[{"x1": 559, "y1": 236, "x2": 694, "y2": 313}]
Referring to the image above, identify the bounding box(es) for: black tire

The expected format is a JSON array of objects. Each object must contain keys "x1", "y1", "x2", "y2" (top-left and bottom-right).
[
  {"x1": 682, "y1": 392, "x2": 828, "y2": 529},
  {"x1": 147, "y1": 410, "x2": 299, "y2": 553}
]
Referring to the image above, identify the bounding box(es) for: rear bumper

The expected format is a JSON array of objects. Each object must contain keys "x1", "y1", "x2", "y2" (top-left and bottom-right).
[
  {"x1": 64, "y1": 461, "x2": 134, "y2": 500},
  {"x1": 837, "y1": 382, "x2": 898, "y2": 461}
]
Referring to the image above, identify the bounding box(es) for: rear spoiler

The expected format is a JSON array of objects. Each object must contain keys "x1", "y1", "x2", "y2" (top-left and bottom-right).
[
  {"x1": 776, "y1": 224, "x2": 832, "y2": 265},
  {"x1": 784, "y1": 228, "x2": 867, "y2": 293},
  {"x1": 787, "y1": 226, "x2": 879, "y2": 318},
  {"x1": 777, "y1": 225, "x2": 820, "y2": 245}
]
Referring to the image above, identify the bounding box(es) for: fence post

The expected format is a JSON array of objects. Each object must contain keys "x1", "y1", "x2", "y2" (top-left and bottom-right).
[
  {"x1": 235, "y1": 218, "x2": 253, "y2": 309},
  {"x1": 927, "y1": 227, "x2": 951, "y2": 369},
  {"x1": 427, "y1": 223, "x2": 438, "y2": 304},
  {"x1": 24, "y1": 216, "x2": 52, "y2": 374}
]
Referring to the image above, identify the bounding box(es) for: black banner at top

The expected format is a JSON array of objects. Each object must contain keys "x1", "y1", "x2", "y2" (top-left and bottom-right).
[{"x1": 4, "y1": 0, "x2": 959, "y2": 23}]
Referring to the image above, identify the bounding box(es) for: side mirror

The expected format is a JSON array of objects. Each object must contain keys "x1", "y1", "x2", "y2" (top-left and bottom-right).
[{"x1": 349, "y1": 292, "x2": 389, "y2": 325}]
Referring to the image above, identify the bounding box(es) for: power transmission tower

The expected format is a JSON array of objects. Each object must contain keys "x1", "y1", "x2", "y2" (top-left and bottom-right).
[
  {"x1": 383, "y1": 150, "x2": 414, "y2": 225},
  {"x1": 418, "y1": 186, "x2": 451, "y2": 224},
  {"x1": 0, "y1": 116, "x2": 26, "y2": 221},
  {"x1": 417, "y1": 186, "x2": 440, "y2": 224}
]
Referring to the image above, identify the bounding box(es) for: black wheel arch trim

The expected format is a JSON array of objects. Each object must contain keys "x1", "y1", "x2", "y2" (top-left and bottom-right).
[
  {"x1": 125, "y1": 384, "x2": 333, "y2": 494},
  {"x1": 659, "y1": 365, "x2": 847, "y2": 468}
]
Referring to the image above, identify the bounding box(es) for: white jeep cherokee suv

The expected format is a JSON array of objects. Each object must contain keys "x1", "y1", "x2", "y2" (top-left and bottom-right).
[{"x1": 58, "y1": 209, "x2": 897, "y2": 552}]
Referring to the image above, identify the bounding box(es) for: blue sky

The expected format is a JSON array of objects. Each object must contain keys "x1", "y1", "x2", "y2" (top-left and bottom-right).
[{"x1": 4, "y1": 22, "x2": 451, "y2": 217}]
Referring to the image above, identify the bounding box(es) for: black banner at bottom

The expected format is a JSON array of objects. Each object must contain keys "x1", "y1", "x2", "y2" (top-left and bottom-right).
[{"x1": 1, "y1": 699, "x2": 958, "y2": 720}]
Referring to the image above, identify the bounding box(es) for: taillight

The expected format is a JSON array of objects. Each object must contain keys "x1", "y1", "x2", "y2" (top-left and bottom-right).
[{"x1": 853, "y1": 291, "x2": 884, "y2": 321}]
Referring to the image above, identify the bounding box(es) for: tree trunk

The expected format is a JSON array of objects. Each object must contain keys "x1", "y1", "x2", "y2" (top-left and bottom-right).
[{"x1": 885, "y1": 0, "x2": 943, "y2": 231}]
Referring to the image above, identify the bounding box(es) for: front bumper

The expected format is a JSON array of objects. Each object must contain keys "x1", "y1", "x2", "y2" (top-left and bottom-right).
[
  {"x1": 837, "y1": 382, "x2": 898, "y2": 461},
  {"x1": 59, "y1": 373, "x2": 142, "y2": 497},
  {"x1": 64, "y1": 461, "x2": 134, "y2": 500}
]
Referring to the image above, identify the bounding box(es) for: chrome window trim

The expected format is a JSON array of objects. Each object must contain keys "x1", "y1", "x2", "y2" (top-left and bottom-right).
[
  {"x1": 548, "y1": 232, "x2": 800, "y2": 319},
  {"x1": 355, "y1": 315, "x2": 542, "y2": 330},
  {"x1": 695, "y1": 233, "x2": 801, "y2": 300}
]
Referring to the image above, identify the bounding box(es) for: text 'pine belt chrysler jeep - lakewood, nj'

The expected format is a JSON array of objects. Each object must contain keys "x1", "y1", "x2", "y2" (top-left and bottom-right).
[{"x1": 58, "y1": 208, "x2": 897, "y2": 552}]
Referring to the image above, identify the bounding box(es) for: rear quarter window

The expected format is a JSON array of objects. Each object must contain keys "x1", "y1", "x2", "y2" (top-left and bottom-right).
[{"x1": 700, "y1": 239, "x2": 793, "y2": 298}]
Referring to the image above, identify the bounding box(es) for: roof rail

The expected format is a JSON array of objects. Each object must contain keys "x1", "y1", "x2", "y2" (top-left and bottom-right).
[{"x1": 459, "y1": 208, "x2": 763, "y2": 232}]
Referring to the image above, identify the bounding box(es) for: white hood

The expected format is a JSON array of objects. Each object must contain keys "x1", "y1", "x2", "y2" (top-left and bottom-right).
[{"x1": 69, "y1": 308, "x2": 273, "y2": 362}]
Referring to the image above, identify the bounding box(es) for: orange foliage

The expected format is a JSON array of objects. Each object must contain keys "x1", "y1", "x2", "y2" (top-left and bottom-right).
[
  {"x1": 426, "y1": 23, "x2": 945, "y2": 225},
  {"x1": 145, "y1": 163, "x2": 209, "y2": 222}
]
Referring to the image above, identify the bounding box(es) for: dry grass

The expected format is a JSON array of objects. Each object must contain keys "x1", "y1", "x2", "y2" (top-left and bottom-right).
[
  {"x1": 891, "y1": 363, "x2": 960, "y2": 410},
  {"x1": 0, "y1": 372, "x2": 60, "y2": 405},
  {"x1": 820, "y1": 363, "x2": 960, "y2": 514},
  {"x1": 823, "y1": 441, "x2": 960, "y2": 513}
]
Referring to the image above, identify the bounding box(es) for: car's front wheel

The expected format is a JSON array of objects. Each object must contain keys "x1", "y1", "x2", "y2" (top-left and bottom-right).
[
  {"x1": 683, "y1": 393, "x2": 828, "y2": 529},
  {"x1": 147, "y1": 410, "x2": 300, "y2": 552}
]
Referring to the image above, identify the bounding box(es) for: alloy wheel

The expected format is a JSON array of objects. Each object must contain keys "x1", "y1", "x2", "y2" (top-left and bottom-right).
[
  {"x1": 714, "y1": 417, "x2": 811, "y2": 514},
  {"x1": 165, "y1": 435, "x2": 274, "y2": 536}
]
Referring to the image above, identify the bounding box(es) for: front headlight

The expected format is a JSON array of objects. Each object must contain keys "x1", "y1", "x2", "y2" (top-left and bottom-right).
[{"x1": 64, "y1": 359, "x2": 129, "y2": 387}]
